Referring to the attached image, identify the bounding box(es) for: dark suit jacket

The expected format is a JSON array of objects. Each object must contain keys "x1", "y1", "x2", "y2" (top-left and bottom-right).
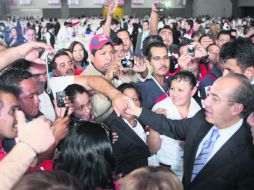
[
  {"x1": 138, "y1": 108, "x2": 254, "y2": 190},
  {"x1": 105, "y1": 112, "x2": 150, "y2": 176}
]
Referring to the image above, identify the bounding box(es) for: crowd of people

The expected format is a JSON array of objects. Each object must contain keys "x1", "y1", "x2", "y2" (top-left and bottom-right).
[{"x1": 0, "y1": 0, "x2": 254, "y2": 189}]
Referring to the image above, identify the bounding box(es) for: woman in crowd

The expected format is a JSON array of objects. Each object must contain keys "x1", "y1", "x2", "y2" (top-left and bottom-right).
[
  {"x1": 105, "y1": 83, "x2": 150, "y2": 176},
  {"x1": 64, "y1": 84, "x2": 94, "y2": 126},
  {"x1": 69, "y1": 41, "x2": 89, "y2": 70},
  {"x1": 54, "y1": 121, "x2": 115, "y2": 190},
  {"x1": 148, "y1": 71, "x2": 201, "y2": 180}
]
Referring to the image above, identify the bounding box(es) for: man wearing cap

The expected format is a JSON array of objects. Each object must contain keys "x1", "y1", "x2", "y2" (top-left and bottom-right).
[{"x1": 81, "y1": 34, "x2": 150, "y2": 121}]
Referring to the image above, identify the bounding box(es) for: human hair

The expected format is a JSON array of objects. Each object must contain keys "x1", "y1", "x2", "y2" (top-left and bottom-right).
[
  {"x1": 0, "y1": 85, "x2": 19, "y2": 111},
  {"x1": 170, "y1": 70, "x2": 197, "y2": 89},
  {"x1": 121, "y1": 166, "x2": 183, "y2": 190},
  {"x1": 11, "y1": 170, "x2": 83, "y2": 190},
  {"x1": 158, "y1": 25, "x2": 172, "y2": 34},
  {"x1": 186, "y1": 19, "x2": 194, "y2": 28},
  {"x1": 54, "y1": 121, "x2": 115, "y2": 190},
  {"x1": 216, "y1": 30, "x2": 231, "y2": 40},
  {"x1": 206, "y1": 43, "x2": 220, "y2": 52},
  {"x1": 25, "y1": 26, "x2": 36, "y2": 33},
  {"x1": 117, "y1": 83, "x2": 142, "y2": 102},
  {"x1": 142, "y1": 35, "x2": 163, "y2": 57},
  {"x1": 64, "y1": 84, "x2": 89, "y2": 103},
  {"x1": 52, "y1": 50, "x2": 70, "y2": 69},
  {"x1": 10, "y1": 58, "x2": 32, "y2": 71},
  {"x1": 116, "y1": 28, "x2": 131, "y2": 39},
  {"x1": 111, "y1": 18, "x2": 119, "y2": 25},
  {"x1": 112, "y1": 37, "x2": 123, "y2": 46},
  {"x1": 220, "y1": 37, "x2": 254, "y2": 72},
  {"x1": 69, "y1": 41, "x2": 88, "y2": 66},
  {"x1": 143, "y1": 20, "x2": 149, "y2": 25},
  {"x1": 225, "y1": 73, "x2": 254, "y2": 118},
  {"x1": 0, "y1": 68, "x2": 32, "y2": 90},
  {"x1": 145, "y1": 41, "x2": 168, "y2": 61}
]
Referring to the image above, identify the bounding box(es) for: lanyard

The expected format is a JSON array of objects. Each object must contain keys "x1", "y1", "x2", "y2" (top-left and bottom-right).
[{"x1": 151, "y1": 76, "x2": 169, "y2": 97}]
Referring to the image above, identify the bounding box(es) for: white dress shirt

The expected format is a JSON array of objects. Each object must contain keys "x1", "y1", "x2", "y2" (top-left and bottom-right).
[
  {"x1": 123, "y1": 119, "x2": 147, "y2": 143},
  {"x1": 195, "y1": 119, "x2": 243, "y2": 164}
]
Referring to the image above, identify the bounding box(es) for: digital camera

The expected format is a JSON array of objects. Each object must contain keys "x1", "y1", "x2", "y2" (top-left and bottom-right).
[{"x1": 121, "y1": 59, "x2": 134, "y2": 68}]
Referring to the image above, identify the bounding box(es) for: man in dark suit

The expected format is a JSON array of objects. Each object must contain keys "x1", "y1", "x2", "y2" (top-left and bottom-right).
[
  {"x1": 105, "y1": 83, "x2": 150, "y2": 176},
  {"x1": 126, "y1": 73, "x2": 254, "y2": 190}
]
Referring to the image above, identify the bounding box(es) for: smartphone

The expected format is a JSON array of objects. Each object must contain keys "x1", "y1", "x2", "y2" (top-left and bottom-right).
[
  {"x1": 121, "y1": 59, "x2": 134, "y2": 68},
  {"x1": 187, "y1": 45, "x2": 196, "y2": 57},
  {"x1": 155, "y1": 2, "x2": 167, "y2": 11},
  {"x1": 56, "y1": 91, "x2": 66, "y2": 108}
]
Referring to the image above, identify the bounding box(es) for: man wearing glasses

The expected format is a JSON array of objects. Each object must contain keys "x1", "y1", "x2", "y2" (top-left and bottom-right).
[{"x1": 137, "y1": 41, "x2": 171, "y2": 109}]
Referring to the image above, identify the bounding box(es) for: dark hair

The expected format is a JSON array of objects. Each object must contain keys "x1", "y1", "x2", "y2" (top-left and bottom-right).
[
  {"x1": 225, "y1": 73, "x2": 254, "y2": 118},
  {"x1": 52, "y1": 51, "x2": 70, "y2": 69},
  {"x1": 186, "y1": 19, "x2": 194, "y2": 28},
  {"x1": 145, "y1": 41, "x2": 168, "y2": 61},
  {"x1": 220, "y1": 37, "x2": 254, "y2": 71},
  {"x1": 55, "y1": 121, "x2": 115, "y2": 190},
  {"x1": 111, "y1": 18, "x2": 119, "y2": 25},
  {"x1": 158, "y1": 25, "x2": 172, "y2": 34},
  {"x1": 216, "y1": 30, "x2": 231, "y2": 40},
  {"x1": 69, "y1": 41, "x2": 89, "y2": 67},
  {"x1": 11, "y1": 170, "x2": 84, "y2": 190},
  {"x1": 142, "y1": 35, "x2": 163, "y2": 57},
  {"x1": 0, "y1": 68, "x2": 32, "y2": 90},
  {"x1": 0, "y1": 85, "x2": 19, "y2": 111},
  {"x1": 142, "y1": 20, "x2": 149, "y2": 25},
  {"x1": 112, "y1": 37, "x2": 123, "y2": 46},
  {"x1": 116, "y1": 28, "x2": 131, "y2": 39},
  {"x1": 64, "y1": 84, "x2": 89, "y2": 103},
  {"x1": 10, "y1": 58, "x2": 32, "y2": 71},
  {"x1": 206, "y1": 43, "x2": 220, "y2": 52},
  {"x1": 170, "y1": 71, "x2": 197, "y2": 89},
  {"x1": 25, "y1": 26, "x2": 36, "y2": 33},
  {"x1": 117, "y1": 82, "x2": 142, "y2": 102}
]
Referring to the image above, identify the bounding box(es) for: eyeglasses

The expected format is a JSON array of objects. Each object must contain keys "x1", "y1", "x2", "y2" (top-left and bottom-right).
[{"x1": 151, "y1": 55, "x2": 170, "y2": 62}]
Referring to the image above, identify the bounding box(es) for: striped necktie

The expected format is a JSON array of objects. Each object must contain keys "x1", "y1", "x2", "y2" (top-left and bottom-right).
[{"x1": 191, "y1": 128, "x2": 220, "y2": 181}]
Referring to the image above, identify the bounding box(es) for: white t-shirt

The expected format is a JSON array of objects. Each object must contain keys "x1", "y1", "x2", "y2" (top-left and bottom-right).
[{"x1": 151, "y1": 97, "x2": 201, "y2": 180}]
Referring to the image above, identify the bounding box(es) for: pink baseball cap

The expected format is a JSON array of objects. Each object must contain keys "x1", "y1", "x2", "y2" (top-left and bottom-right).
[{"x1": 89, "y1": 34, "x2": 113, "y2": 52}]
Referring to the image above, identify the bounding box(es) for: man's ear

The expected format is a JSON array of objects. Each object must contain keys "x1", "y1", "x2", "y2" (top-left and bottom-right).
[
  {"x1": 244, "y1": 66, "x2": 254, "y2": 80},
  {"x1": 90, "y1": 54, "x2": 95, "y2": 63},
  {"x1": 231, "y1": 103, "x2": 244, "y2": 116}
]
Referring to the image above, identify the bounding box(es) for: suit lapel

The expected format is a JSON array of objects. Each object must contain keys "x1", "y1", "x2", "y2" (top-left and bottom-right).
[
  {"x1": 191, "y1": 124, "x2": 246, "y2": 185},
  {"x1": 117, "y1": 117, "x2": 148, "y2": 147}
]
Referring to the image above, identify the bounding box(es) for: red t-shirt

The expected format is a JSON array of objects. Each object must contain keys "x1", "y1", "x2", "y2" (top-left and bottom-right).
[{"x1": 0, "y1": 141, "x2": 6, "y2": 161}]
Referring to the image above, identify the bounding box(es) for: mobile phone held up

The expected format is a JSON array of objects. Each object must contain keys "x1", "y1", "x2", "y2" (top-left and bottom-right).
[
  {"x1": 155, "y1": 2, "x2": 167, "y2": 11},
  {"x1": 56, "y1": 91, "x2": 66, "y2": 108},
  {"x1": 187, "y1": 45, "x2": 196, "y2": 57},
  {"x1": 121, "y1": 59, "x2": 134, "y2": 68}
]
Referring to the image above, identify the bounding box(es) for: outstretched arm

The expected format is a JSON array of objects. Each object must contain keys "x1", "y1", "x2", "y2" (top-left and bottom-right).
[
  {"x1": 103, "y1": 0, "x2": 118, "y2": 37},
  {"x1": 0, "y1": 41, "x2": 54, "y2": 71}
]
